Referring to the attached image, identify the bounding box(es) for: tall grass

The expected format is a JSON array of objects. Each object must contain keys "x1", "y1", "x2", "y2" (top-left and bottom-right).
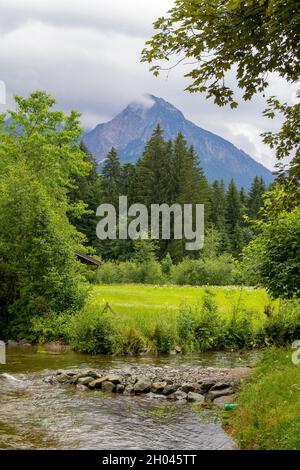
[
  {"x1": 228, "y1": 348, "x2": 300, "y2": 450},
  {"x1": 31, "y1": 285, "x2": 299, "y2": 355}
]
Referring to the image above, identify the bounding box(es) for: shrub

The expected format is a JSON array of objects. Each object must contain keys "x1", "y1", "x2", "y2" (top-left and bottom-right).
[
  {"x1": 263, "y1": 300, "x2": 300, "y2": 345},
  {"x1": 171, "y1": 255, "x2": 234, "y2": 286},
  {"x1": 30, "y1": 311, "x2": 72, "y2": 343},
  {"x1": 150, "y1": 322, "x2": 176, "y2": 354},
  {"x1": 95, "y1": 260, "x2": 163, "y2": 284},
  {"x1": 67, "y1": 306, "x2": 119, "y2": 354}
]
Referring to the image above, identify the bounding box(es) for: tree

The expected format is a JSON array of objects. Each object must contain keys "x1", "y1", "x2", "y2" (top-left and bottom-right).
[
  {"x1": 210, "y1": 180, "x2": 230, "y2": 251},
  {"x1": 69, "y1": 141, "x2": 102, "y2": 247},
  {"x1": 241, "y1": 206, "x2": 300, "y2": 299},
  {"x1": 136, "y1": 124, "x2": 172, "y2": 206},
  {"x1": 0, "y1": 91, "x2": 88, "y2": 338},
  {"x1": 142, "y1": 0, "x2": 300, "y2": 107},
  {"x1": 226, "y1": 179, "x2": 243, "y2": 256},
  {"x1": 247, "y1": 176, "x2": 266, "y2": 220},
  {"x1": 101, "y1": 147, "x2": 121, "y2": 206}
]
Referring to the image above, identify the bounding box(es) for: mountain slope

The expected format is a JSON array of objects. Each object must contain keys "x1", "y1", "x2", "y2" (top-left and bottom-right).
[{"x1": 83, "y1": 95, "x2": 274, "y2": 188}]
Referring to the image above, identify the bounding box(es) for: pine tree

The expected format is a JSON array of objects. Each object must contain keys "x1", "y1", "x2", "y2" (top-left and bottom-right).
[
  {"x1": 101, "y1": 147, "x2": 121, "y2": 207},
  {"x1": 69, "y1": 141, "x2": 102, "y2": 247},
  {"x1": 247, "y1": 176, "x2": 266, "y2": 220},
  {"x1": 135, "y1": 124, "x2": 172, "y2": 206},
  {"x1": 226, "y1": 179, "x2": 243, "y2": 256},
  {"x1": 210, "y1": 179, "x2": 229, "y2": 252}
]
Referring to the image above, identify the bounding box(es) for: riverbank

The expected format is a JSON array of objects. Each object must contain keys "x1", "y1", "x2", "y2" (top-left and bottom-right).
[
  {"x1": 30, "y1": 284, "x2": 292, "y2": 355},
  {"x1": 226, "y1": 348, "x2": 300, "y2": 450}
]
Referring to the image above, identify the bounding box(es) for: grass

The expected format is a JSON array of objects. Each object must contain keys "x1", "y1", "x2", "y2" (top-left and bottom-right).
[
  {"x1": 32, "y1": 283, "x2": 300, "y2": 355},
  {"x1": 227, "y1": 347, "x2": 300, "y2": 450},
  {"x1": 87, "y1": 284, "x2": 274, "y2": 328}
]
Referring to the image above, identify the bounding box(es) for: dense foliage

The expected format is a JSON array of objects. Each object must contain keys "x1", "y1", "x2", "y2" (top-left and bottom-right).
[
  {"x1": 0, "y1": 92, "x2": 88, "y2": 338},
  {"x1": 142, "y1": 0, "x2": 300, "y2": 107}
]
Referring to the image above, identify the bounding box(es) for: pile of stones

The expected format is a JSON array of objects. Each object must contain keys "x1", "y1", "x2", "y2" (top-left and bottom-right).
[{"x1": 45, "y1": 365, "x2": 250, "y2": 405}]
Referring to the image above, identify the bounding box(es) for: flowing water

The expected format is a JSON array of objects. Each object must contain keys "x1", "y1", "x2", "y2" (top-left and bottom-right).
[{"x1": 0, "y1": 347, "x2": 258, "y2": 450}]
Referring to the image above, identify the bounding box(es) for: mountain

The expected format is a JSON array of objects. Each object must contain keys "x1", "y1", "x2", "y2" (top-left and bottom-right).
[{"x1": 83, "y1": 95, "x2": 274, "y2": 189}]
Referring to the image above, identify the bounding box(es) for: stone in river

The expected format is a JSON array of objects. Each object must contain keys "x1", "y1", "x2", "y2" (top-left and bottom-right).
[
  {"x1": 180, "y1": 382, "x2": 201, "y2": 394},
  {"x1": 133, "y1": 378, "x2": 152, "y2": 394},
  {"x1": 76, "y1": 384, "x2": 88, "y2": 392},
  {"x1": 101, "y1": 381, "x2": 116, "y2": 393},
  {"x1": 187, "y1": 392, "x2": 205, "y2": 403},
  {"x1": 105, "y1": 374, "x2": 122, "y2": 385},
  {"x1": 162, "y1": 384, "x2": 178, "y2": 396},
  {"x1": 173, "y1": 390, "x2": 187, "y2": 401},
  {"x1": 151, "y1": 381, "x2": 167, "y2": 393},
  {"x1": 88, "y1": 377, "x2": 108, "y2": 389},
  {"x1": 77, "y1": 376, "x2": 94, "y2": 385},
  {"x1": 207, "y1": 387, "x2": 234, "y2": 401}
]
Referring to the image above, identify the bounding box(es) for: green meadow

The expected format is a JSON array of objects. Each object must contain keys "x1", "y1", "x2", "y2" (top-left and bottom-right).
[{"x1": 88, "y1": 284, "x2": 274, "y2": 327}]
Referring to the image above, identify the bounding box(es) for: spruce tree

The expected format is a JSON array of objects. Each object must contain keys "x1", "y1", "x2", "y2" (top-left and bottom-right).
[
  {"x1": 247, "y1": 176, "x2": 266, "y2": 220},
  {"x1": 135, "y1": 124, "x2": 172, "y2": 206},
  {"x1": 69, "y1": 141, "x2": 102, "y2": 247},
  {"x1": 101, "y1": 147, "x2": 121, "y2": 207},
  {"x1": 226, "y1": 179, "x2": 243, "y2": 256}
]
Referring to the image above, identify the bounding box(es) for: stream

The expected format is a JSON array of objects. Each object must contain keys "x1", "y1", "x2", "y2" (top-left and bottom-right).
[{"x1": 0, "y1": 347, "x2": 258, "y2": 450}]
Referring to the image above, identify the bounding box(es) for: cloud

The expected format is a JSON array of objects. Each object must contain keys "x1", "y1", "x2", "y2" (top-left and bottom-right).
[{"x1": 0, "y1": 0, "x2": 296, "y2": 170}]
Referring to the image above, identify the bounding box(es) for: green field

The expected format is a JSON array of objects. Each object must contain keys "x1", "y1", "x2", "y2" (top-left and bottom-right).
[
  {"x1": 84, "y1": 284, "x2": 276, "y2": 329},
  {"x1": 88, "y1": 284, "x2": 274, "y2": 325}
]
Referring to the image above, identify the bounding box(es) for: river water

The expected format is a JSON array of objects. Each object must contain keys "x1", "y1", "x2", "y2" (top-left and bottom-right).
[{"x1": 0, "y1": 348, "x2": 258, "y2": 450}]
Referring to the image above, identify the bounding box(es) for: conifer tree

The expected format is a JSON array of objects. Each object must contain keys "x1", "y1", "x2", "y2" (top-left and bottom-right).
[
  {"x1": 226, "y1": 179, "x2": 243, "y2": 256},
  {"x1": 101, "y1": 147, "x2": 121, "y2": 206},
  {"x1": 247, "y1": 176, "x2": 266, "y2": 220},
  {"x1": 69, "y1": 141, "x2": 102, "y2": 247}
]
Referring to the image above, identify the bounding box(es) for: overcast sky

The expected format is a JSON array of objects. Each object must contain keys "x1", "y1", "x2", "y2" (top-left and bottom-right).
[{"x1": 0, "y1": 0, "x2": 298, "y2": 170}]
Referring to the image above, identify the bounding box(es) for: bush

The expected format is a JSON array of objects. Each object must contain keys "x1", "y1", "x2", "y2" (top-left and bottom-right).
[
  {"x1": 263, "y1": 300, "x2": 300, "y2": 346},
  {"x1": 95, "y1": 260, "x2": 163, "y2": 284},
  {"x1": 171, "y1": 255, "x2": 235, "y2": 286},
  {"x1": 30, "y1": 311, "x2": 72, "y2": 343},
  {"x1": 67, "y1": 306, "x2": 120, "y2": 354}
]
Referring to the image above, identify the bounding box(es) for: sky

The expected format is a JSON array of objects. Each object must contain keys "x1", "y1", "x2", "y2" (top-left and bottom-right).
[{"x1": 0, "y1": 0, "x2": 298, "y2": 170}]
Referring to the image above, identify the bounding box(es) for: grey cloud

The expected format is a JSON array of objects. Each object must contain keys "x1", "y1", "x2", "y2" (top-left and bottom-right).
[{"x1": 0, "y1": 0, "x2": 294, "y2": 171}]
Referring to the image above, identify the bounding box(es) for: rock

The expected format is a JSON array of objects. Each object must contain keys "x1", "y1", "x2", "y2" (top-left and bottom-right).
[
  {"x1": 199, "y1": 380, "x2": 216, "y2": 392},
  {"x1": 56, "y1": 374, "x2": 72, "y2": 384},
  {"x1": 77, "y1": 376, "x2": 94, "y2": 386},
  {"x1": 133, "y1": 378, "x2": 152, "y2": 394},
  {"x1": 207, "y1": 387, "x2": 234, "y2": 401},
  {"x1": 175, "y1": 346, "x2": 182, "y2": 354},
  {"x1": 210, "y1": 381, "x2": 233, "y2": 391},
  {"x1": 213, "y1": 395, "x2": 236, "y2": 408},
  {"x1": 88, "y1": 377, "x2": 108, "y2": 389},
  {"x1": 128, "y1": 375, "x2": 137, "y2": 385},
  {"x1": 7, "y1": 340, "x2": 19, "y2": 347},
  {"x1": 105, "y1": 374, "x2": 122, "y2": 385},
  {"x1": 57, "y1": 369, "x2": 78, "y2": 377},
  {"x1": 180, "y1": 382, "x2": 202, "y2": 394},
  {"x1": 162, "y1": 384, "x2": 178, "y2": 396},
  {"x1": 173, "y1": 390, "x2": 187, "y2": 401},
  {"x1": 187, "y1": 392, "x2": 205, "y2": 403},
  {"x1": 101, "y1": 381, "x2": 115, "y2": 393},
  {"x1": 76, "y1": 384, "x2": 88, "y2": 392},
  {"x1": 151, "y1": 381, "x2": 167, "y2": 393},
  {"x1": 85, "y1": 370, "x2": 101, "y2": 379},
  {"x1": 123, "y1": 385, "x2": 135, "y2": 396},
  {"x1": 116, "y1": 384, "x2": 125, "y2": 393},
  {"x1": 146, "y1": 392, "x2": 167, "y2": 400}
]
